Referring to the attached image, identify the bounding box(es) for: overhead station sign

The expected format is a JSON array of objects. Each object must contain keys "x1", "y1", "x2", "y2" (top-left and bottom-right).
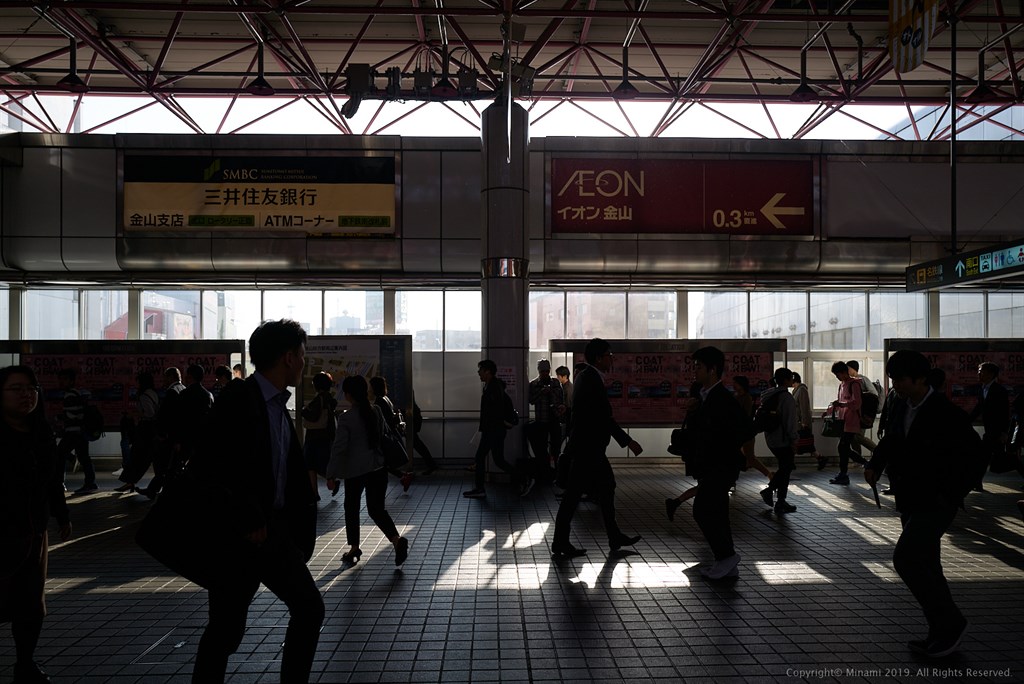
[
  {"x1": 906, "y1": 239, "x2": 1024, "y2": 291},
  {"x1": 550, "y1": 157, "x2": 814, "y2": 235},
  {"x1": 122, "y1": 154, "x2": 396, "y2": 234}
]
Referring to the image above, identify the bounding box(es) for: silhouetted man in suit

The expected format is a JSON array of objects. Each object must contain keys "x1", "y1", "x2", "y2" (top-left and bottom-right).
[
  {"x1": 866, "y1": 350, "x2": 980, "y2": 658},
  {"x1": 970, "y1": 361, "x2": 1009, "y2": 491},
  {"x1": 551, "y1": 338, "x2": 642, "y2": 558},
  {"x1": 687, "y1": 346, "x2": 752, "y2": 579},
  {"x1": 192, "y1": 319, "x2": 323, "y2": 683}
]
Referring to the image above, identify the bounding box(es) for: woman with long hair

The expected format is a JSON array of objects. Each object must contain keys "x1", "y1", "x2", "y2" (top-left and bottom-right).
[
  {"x1": 301, "y1": 371, "x2": 338, "y2": 500},
  {"x1": 0, "y1": 365, "x2": 72, "y2": 683},
  {"x1": 326, "y1": 375, "x2": 409, "y2": 567},
  {"x1": 369, "y1": 376, "x2": 413, "y2": 491}
]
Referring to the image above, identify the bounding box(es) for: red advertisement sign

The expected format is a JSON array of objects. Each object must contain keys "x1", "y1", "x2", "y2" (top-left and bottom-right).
[
  {"x1": 572, "y1": 350, "x2": 776, "y2": 426},
  {"x1": 24, "y1": 352, "x2": 231, "y2": 431},
  {"x1": 551, "y1": 158, "x2": 814, "y2": 235},
  {"x1": 920, "y1": 351, "x2": 1024, "y2": 415}
]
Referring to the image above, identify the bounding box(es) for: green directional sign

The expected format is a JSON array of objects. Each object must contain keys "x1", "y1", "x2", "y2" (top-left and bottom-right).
[{"x1": 907, "y1": 239, "x2": 1024, "y2": 291}]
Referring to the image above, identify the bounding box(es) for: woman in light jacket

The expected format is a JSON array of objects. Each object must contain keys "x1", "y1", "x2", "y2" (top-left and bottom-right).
[{"x1": 326, "y1": 375, "x2": 409, "y2": 567}]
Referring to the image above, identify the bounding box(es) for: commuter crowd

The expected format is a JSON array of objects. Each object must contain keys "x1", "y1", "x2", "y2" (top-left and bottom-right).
[{"x1": 2, "y1": 321, "x2": 1021, "y2": 682}]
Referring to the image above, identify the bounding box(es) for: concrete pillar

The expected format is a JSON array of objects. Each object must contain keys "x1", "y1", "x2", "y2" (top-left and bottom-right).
[{"x1": 480, "y1": 100, "x2": 530, "y2": 479}]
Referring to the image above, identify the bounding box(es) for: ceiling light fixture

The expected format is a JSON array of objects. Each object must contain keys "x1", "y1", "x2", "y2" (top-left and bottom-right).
[
  {"x1": 245, "y1": 42, "x2": 275, "y2": 96},
  {"x1": 613, "y1": 45, "x2": 639, "y2": 99},
  {"x1": 789, "y1": 52, "x2": 817, "y2": 102},
  {"x1": 56, "y1": 38, "x2": 89, "y2": 93}
]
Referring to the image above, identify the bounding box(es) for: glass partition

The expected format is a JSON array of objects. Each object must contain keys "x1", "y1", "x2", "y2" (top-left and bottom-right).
[
  {"x1": 142, "y1": 290, "x2": 200, "y2": 340},
  {"x1": 444, "y1": 291, "x2": 481, "y2": 351},
  {"x1": 566, "y1": 292, "x2": 625, "y2": 339},
  {"x1": 0, "y1": 288, "x2": 8, "y2": 340},
  {"x1": 988, "y1": 292, "x2": 1024, "y2": 338},
  {"x1": 24, "y1": 290, "x2": 79, "y2": 339},
  {"x1": 869, "y1": 292, "x2": 927, "y2": 350},
  {"x1": 202, "y1": 290, "x2": 262, "y2": 340},
  {"x1": 530, "y1": 291, "x2": 565, "y2": 350},
  {"x1": 324, "y1": 290, "x2": 384, "y2": 335},
  {"x1": 750, "y1": 292, "x2": 806, "y2": 349},
  {"x1": 688, "y1": 292, "x2": 747, "y2": 339},
  {"x1": 627, "y1": 292, "x2": 677, "y2": 339},
  {"x1": 809, "y1": 292, "x2": 866, "y2": 350},
  {"x1": 83, "y1": 290, "x2": 130, "y2": 339},
  {"x1": 938, "y1": 292, "x2": 985, "y2": 338},
  {"x1": 396, "y1": 290, "x2": 443, "y2": 351},
  {"x1": 264, "y1": 290, "x2": 322, "y2": 335}
]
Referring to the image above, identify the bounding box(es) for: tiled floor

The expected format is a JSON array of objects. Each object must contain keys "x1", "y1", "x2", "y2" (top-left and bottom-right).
[{"x1": 3, "y1": 463, "x2": 1023, "y2": 683}]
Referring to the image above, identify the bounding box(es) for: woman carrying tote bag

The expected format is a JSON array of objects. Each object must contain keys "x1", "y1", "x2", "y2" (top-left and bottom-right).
[{"x1": 326, "y1": 375, "x2": 410, "y2": 567}]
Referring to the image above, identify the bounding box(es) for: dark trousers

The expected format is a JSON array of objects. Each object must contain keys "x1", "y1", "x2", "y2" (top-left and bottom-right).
[
  {"x1": 344, "y1": 468, "x2": 399, "y2": 547},
  {"x1": 692, "y1": 474, "x2": 736, "y2": 560},
  {"x1": 527, "y1": 421, "x2": 562, "y2": 463},
  {"x1": 552, "y1": 468, "x2": 621, "y2": 549},
  {"x1": 474, "y1": 429, "x2": 514, "y2": 489},
  {"x1": 893, "y1": 499, "x2": 963, "y2": 639},
  {"x1": 413, "y1": 433, "x2": 437, "y2": 469},
  {"x1": 838, "y1": 432, "x2": 866, "y2": 474},
  {"x1": 194, "y1": 523, "x2": 324, "y2": 683},
  {"x1": 767, "y1": 446, "x2": 795, "y2": 501},
  {"x1": 58, "y1": 434, "x2": 94, "y2": 485},
  {"x1": 121, "y1": 422, "x2": 156, "y2": 485}
]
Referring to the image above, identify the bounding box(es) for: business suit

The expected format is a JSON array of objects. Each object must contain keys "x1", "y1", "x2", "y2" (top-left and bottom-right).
[
  {"x1": 192, "y1": 374, "x2": 322, "y2": 683},
  {"x1": 971, "y1": 381, "x2": 1010, "y2": 476},
  {"x1": 552, "y1": 364, "x2": 631, "y2": 550},
  {"x1": 686, "y1": 383, "x2": 751, "y2": 561},
  {"x1": 868, "y1": 390, "x2": 978, "y2": 643}
]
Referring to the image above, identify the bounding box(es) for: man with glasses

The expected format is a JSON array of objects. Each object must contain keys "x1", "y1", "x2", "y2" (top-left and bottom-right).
[{"x1": 551, "y1": 338, "x2": 642, "y2": 558}]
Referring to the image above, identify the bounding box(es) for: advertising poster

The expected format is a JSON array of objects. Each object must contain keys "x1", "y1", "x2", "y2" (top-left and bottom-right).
[
  {"x1": 19, "y1": 345, "x2": 239, "y2": 431},
  {"x1": 301, "y1": 336, "x2": 413, "y2": 423},
  {"x1": 886, "y1": 340, "x2": 1022, "y2": 419},
  {"x1": 558, "y1": 340, "x2": 783, "y2": 427}
]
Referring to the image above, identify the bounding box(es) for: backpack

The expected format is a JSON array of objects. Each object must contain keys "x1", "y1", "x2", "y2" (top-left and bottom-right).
[
  {"x1": 860, "y1": 392, "x2": 880, "y2": 429},
  {"x1": 502, "y1": 392, "x2": 520, "y2": 429},
  {"x1": 752, "y1": 391, "x2": 783, "y2": 434},
  {"x1": 83, "y1": 402, "x2": 105, "y2": 441}
]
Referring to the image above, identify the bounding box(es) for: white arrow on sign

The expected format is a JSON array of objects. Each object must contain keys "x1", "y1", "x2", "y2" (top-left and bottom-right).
[
  {"x1": 760, "y1": 192, "x2": 806, "y2": 229},
  {"x1": 955, "y1": 260, "x2": 965, "y2": 277}
]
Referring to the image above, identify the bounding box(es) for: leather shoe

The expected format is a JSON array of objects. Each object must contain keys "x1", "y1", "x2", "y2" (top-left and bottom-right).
[
  {"x1": 665, "y1": 498, "x2": 682, "y2": 521},
  {"x1": 609, "y1": 534, "x2": 641, "y2": 551},
  {"x1": 394, "y1": 537, "x2": 409, "y2": 566},
  {"x1": 551, "y1": 544, "x2": 587, "y2": 559}
]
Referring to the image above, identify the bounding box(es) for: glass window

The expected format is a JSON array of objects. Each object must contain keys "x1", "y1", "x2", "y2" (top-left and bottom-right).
[
  {"x1": 988, "y1": 293, "x2": 1024, "y2": 338},
  {"x1": 0, "y1": 288, "x2": 8, "y2": 340},
  {"x1": 627, "y1": 292, "x2": 677, "y2": 339},
  {"x1": 530, "y1": 291, "x2": 565, "y2": 351},
  {"x1": 812, "y1": 360, "x2": 842, "y2": 411},
  {"x1": 869, "y1": 292, "x2": 927, "y2": 350},
  {"x1": 938, "y1": 292, "x2": 985, "y2": 338},
  {"x1": 202, "y1": 291, "x2": 262, "y2": 340},
  {"x1": 82, "y1": 290, "x2": 129, "y2": 340},
  {"x1": 566, "y1": 292, "x2": 625, "y2": 339},
  {"x1": 396, "y1": 290, "x2": 443, "y2": 351},
  {"x1": 324, "y1": 291, "x2": 384, "y2": 335},
  {"x1": 24, "y1": 290, "x2": 79, "y2": 339},
  {"x1": 142, "y1": 290, "x2": 200, "y2": 340},
  {"x1": 809, "y1": 292, "x2": 866, "y2": 350},
  {"x1": 444, "y1": 291, "x2": 481, "y2": 351},
  {"x1": 688, "y1": 292, "x2": 747, "y2": 339},
  {"x1": 264, "y1": 290, "x2": 322, "y2": 335},
  {"x1": 750, "y1": 292, "x2": 806, "y2": 350}
]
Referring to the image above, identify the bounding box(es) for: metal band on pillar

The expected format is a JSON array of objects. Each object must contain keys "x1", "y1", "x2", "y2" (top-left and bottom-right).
[{"x1": 481, "y1": 257, "x2": 529, "y2": 279}]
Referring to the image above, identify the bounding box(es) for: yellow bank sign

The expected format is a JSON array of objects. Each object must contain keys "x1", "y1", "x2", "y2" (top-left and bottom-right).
[{"x1": 122, "y1": 154, "x2": 396, "y2": 234}]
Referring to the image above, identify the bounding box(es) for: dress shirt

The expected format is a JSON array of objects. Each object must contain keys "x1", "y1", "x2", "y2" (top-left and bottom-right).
[
  {"x1": 903, "y1": 386, "x2": 935, "y2": 437},
  {"x1": 255, "y1": 371, "x2": 292, "y2": 510}
]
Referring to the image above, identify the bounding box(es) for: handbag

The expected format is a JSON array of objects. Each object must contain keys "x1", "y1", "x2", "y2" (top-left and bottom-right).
[
  {"x1": 821, "y1": 409, "x2": 844, "y2": 438},
  {"x1": 795, "y1": 427, "x2": 816, "y2": 454},
  {"x1": 380, "y1": 421, "x2": 409, "y2": 470},
  {"x1": 135, "y1": 472, "x2": 253, "y2": 590}
]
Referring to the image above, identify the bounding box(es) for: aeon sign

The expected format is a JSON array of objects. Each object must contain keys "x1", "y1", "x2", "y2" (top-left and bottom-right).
[{"x1": 550, "y1": 157, "x2": 814, "y2": 235}]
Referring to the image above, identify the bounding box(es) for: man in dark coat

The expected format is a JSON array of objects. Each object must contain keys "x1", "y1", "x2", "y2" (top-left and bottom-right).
[
  {"x1": 865, "y1": 350, "x2": 980, "y2": 658},
  {"x1": 463, "y1": 359, "x2": 519, "y2": 499},
  {"x1": 687, "y1": 346, "x2": 752, "y2": 580},
  {"x1": 970, "y1": 361, "x2": 1010, "y2": 490},
  {"x1": 551, "y1": 338, "x2": 642, "y2": 558},
  {"x1": 191, "y1": 319, "x2": 323, "y2": 683}
]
